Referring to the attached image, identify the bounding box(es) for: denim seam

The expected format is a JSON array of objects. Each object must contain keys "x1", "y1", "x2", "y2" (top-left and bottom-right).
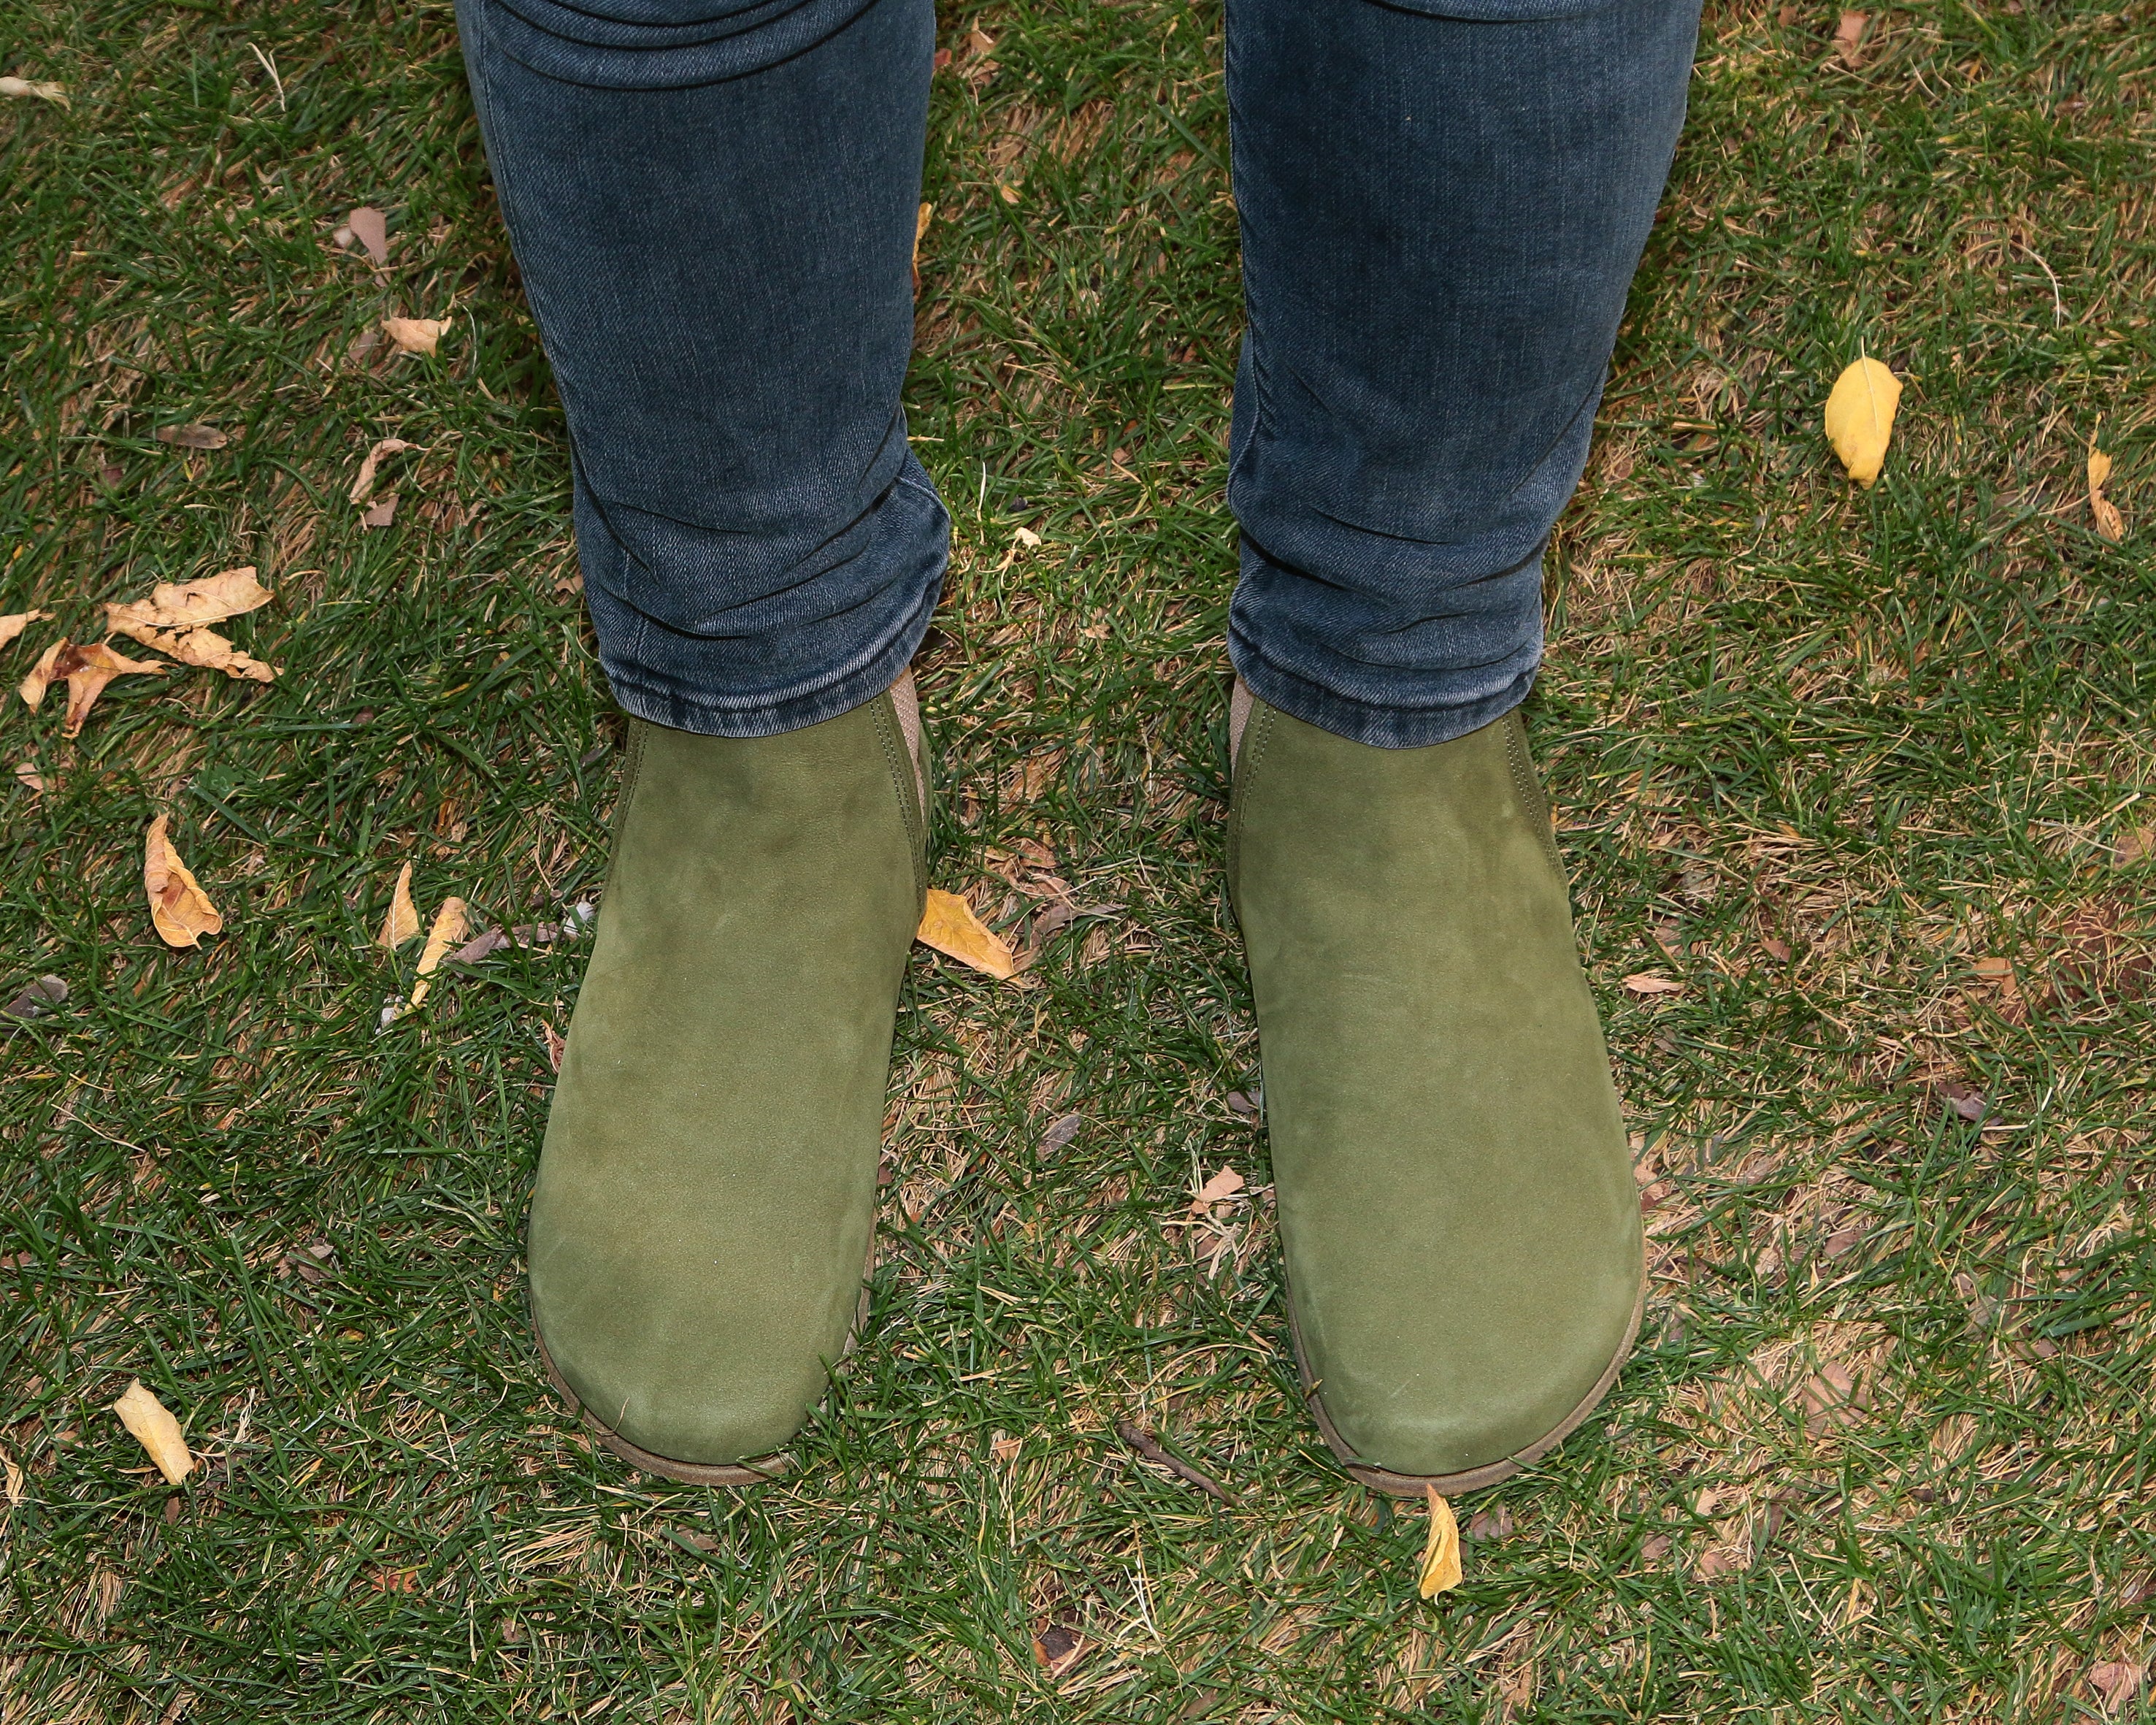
[{"x1": 1232, "y1": 630, "x2": 1535, "y2": 750}]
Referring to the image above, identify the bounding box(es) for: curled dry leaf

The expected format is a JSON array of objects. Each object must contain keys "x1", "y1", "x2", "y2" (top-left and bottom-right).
[
  {"x1": 12, "y1": 761, "x2": 42, "y2": 795},
  {"x1": 2091, "y1": 1661, "x2": 2145, "y2": 1713},
  {"x1": 382, "y1": 316, "x2": 450, "y2": 356},
  {"x1": 1623, "y1": 971, "x2": 1684, "y2": 995},
  {"x1": 4, "y1": 975, "x2": 67, "y2": 1020},
  {"x1": 346, "y1": 206, "x2": 389, "y2": 265},
  {"x1": 0, "y1": 610, "x2": 53, "y2": 649},
  {"x1": 107, "y1": 567, "x2": 272, "y2": 630},
  {"x1": 1189, "y1": 1166, "x2": 1246, "y2": 1217},
  {"x1": 1418, "y1": 1485, "x2": 1464, "y2": 1599},
  {"x1": 0, "y1": 75, "x2": 69, "y2": 107},
  {"x1": 348, "y1": 437, "x2": 415, "y2": 505},
  {"x1": 144, "y1": 815, "x2": 223, "y2": 949},
  {"x1": 1, "y1": 1445, "x2": 21, "y2": 1508},
  {"x1": 22, "y1": 640, "x2": 167, "y2": 737},
  {"x1": 379, "y1": 862, "x2": 421, "y2": 949},
  {"x1": 916, "y1": 887, "x2": 1018, "y2": 979},
  {"x1": 114, "y1": 623, "x2": 275, "y2": 683},
  {"x1": 361, "y1": 496, "x2": 398, "y2": 529},
  {"x1": 399, "y1": 896, "x2": 469, "y2": 1016},
  {"x1": 1824, "y1": 357, "x2": 1901, "y2": 489},
  {"x1": 110, "y1": 1380, "x2": 193, "y2": 1485},
  {"x1": 1038, "y1": 1113, "x2": 1084, "y2": 1155},
  {"x1": 154, "y1": 424, "x2": 229, "y2": 451},
  {"x1": 912, "y1": 200, "x2": 933, "y2": 292},
  {"x1": 2087, "y1": 443, "x2": 2126, "y2": 542}
]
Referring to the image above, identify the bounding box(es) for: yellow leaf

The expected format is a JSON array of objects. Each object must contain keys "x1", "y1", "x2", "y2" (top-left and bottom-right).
[
  {"x1": 382, "y1": 315, "x2": 450, "y2": 356},
  {"x1": 21, "y1": 640, "x2": 167, "y2": 736},
  {"x1": 379, "y1": 862, "x2": 421, "y2": 949},
  {"x1": 2088, "y1": 442, "x2": 2126, "y2": 542},
  {"x1": 144, "y1": 814, "x2": 223, "y2": 949},
  {"x1": 402, "y1": 896, "x2": 470, "y2": 1013},
  {"x1": 1823, "y1": 357, "x2": 1901, "y2": 488},
  {"x1": 916, "y1": 887, "x2": 1017, "y2": 979},
  {"x1": 106, "y1": 620, "x2": 277, "y2": 683},
  {"x1": 110, "y1": 1380, "x2": 193, "y2": 1485},
  {"x1": 1418, "y1": 1485, "x2": 1463, "y2": 1599},
  {"x1": 0, "y1": 609, "x2": 53, "y2": 649}
]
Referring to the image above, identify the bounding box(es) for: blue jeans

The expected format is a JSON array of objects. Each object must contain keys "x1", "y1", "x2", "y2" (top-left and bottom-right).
[{"x1": 456, "y1": 0, "x2": 1698, "y2": 746}]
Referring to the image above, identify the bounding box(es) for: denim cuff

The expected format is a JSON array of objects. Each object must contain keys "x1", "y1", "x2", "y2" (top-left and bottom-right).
[{"x1": 1227, "y1": 633, "x2": 1538, "y2": 751}]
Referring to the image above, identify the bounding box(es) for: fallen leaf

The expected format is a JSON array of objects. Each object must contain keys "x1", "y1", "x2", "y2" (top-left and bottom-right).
[
  {"x1": 1935, "y1": 1077, "x2": 1987, "y2": 1122},
  {"x1": 280, "y1": 1240, "x2": 336, "y2": 1285},
  {"x1": 361, "y1": 495, "x2": 398, "y2": 529},
  {"x1": 2115, "y1": 826, "x2": 2154, "y2": 866},
  {"x1": 403, "y1": 897, "x2": 469, "y2": 1012},
  {"x1": 346, "y1": 206, "x2": 388, "y2": 265},
  {"x1": 1824, "y1": 356, "x2": 1901, "y2": 488},
  {"x1": 12, "y1": 761, "x2": 43, "y2": 794},
  {"x1": 1759, "y1": 935, "x2": 1792, "y2": 962},
  {"x1": 144, "y1": 815, "x2": 223, "y2": 948},
  {"x1": 1, "y1": 1445, "x2": 21, "y2": 1507},
  {"x1": 23, "y1": 641, "x2": 167, "y2": 737},
  {"x1": 1188, "y1": 1166, "x2": 1246, "y2": 1217},
  {"x1": 4, "y1": 975, "x2": 66, "y2": 1020},
  {"x1": 2091, "y1": 1661, "x2": 2145, "y2": 1713},
  {"x1": 912, "y1": 201, "x2": 933, "y2": 293},
  {"x1": 108, "y1": 625, "x2": 274, "y2": 685},
  {"x1": 1639, "y1": 1532, "x2": 1675, "y2": 1563},
  {"x1": 916, "y1": 887, "x2": 1017, "y2": 979},
  {"x1": 1800, "y1": 1361, "x2": 1868, "y2": 1433},
  {"x1": 1418, "y1": 1485, "x2": 1463, "y2": 1599},
  {"x1": 106, "y1": 567, "x2": 272, "y2": 631},
  {"x1": 991, "y1": 1431, "x2": 1021, "y2": 1463},
  {"x1": 2088, "y1": 442, "x2": 2126, "y2": 541},
  {"x1": 0, "y1": 75, "x2": 69, "y2": 107},
  {"x1": 1467, "y1": 1505, "x2": 1514, "y2": 1542},
  {"x1": 110, "y1": 1380, "x2": 193, "y2": 1485},
  {"x1": 1013, "y1": 526, "x2": 1042, "y2": 548},
  {"x1": 1833, "y1": 9, "x2": 1868, "y2": 64},
  {"x1": 1038, "y1": 1113, "x2": 1084, "y2": 1155},
  {"x1": 1695, "y1": 1546, "x2": 1747, "y2": 1580},
  {"x1": 348, "y1": 437, "x2": 415, "y2": 505},
  {"x1": 1623, "y1": 971, "x2": 1684, "y2": 995},
  {"x1": 382, "y1": 315, "x2": 450, "y2": 356},
  {"x1": 0, "y1": 610, "x2": 53, "y2": 649},
  {"x1": 1033, "y1": 1623, "x2": 1085, "y2": 1679},
  {"x1": 543, "y1": 1022, "x2": 567, "y2": 1071},
  {"x1": 154, "y1": 424, "x2": 229, "y2": 451},
  {"x1": 448, "y1": 927, "x2": 509, "y2": 965},
  {"x1": 379, "y1": 862, "x2": 421, "y2": 949}
]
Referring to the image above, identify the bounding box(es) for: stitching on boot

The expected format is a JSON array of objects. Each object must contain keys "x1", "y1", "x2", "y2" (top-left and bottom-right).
[
  {"x1": 1225, "y1": 697, "x2": 1275, "y2": 898},
  {"x1": 1504, "y1": 713, "x2": 1566, "y2": 881},
  {"x1": 870, "y1": 693, "x2": 929, "y2": 906}
]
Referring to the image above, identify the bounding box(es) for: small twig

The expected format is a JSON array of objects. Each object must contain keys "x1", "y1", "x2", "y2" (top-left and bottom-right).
[{"x1": 1115, "y1": 1420, "x2": 1237, "y2": 1504}]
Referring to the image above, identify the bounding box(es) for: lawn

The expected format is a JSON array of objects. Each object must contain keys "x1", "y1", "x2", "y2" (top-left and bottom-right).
[{"x1": 2, "y1": 0, "x2": 2153, "y2": 1719}]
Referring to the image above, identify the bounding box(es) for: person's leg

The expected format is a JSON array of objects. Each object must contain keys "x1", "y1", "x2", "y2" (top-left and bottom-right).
[
  {"x1": 1222, "y1": 0, "x2": 1700, "y2": 1491},
  {"x1": 456, "y1": 0, "x2": 937, "y2": 1478}
]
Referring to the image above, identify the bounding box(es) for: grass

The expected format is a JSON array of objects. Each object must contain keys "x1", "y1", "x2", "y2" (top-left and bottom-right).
[{"x1": 1, "y1": 0, "x2": 2153, "y2": 1718}]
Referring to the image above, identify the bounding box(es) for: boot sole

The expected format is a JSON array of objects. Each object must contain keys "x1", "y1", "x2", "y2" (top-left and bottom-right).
[
  {"x1": 1291, "y1": 1279, "x2": 1645, "y2": 1499},
  {"x1": 533, "y1": 1276, "x2": 874, "y2": 1488}
]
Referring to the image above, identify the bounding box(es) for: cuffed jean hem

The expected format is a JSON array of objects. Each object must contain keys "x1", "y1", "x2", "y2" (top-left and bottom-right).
[
  {"x1": 601, "y1": 589, "x2": 937, "y2": 739},
  {"x1": 1226, "y1": 633, "x2": 1538, "y2": 750}
]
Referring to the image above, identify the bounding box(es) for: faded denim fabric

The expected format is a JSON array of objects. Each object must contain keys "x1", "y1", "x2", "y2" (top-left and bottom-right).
[{"x1": 456, "y1": 0, "x2": 1698, "y2": 745}]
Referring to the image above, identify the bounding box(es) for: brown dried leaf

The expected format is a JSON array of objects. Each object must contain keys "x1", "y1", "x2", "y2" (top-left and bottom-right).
[
  {"x1": 1033, "y1": 1623, "x2": 1085, "y2": 1679},
  {"x1": 990, "y1": 1431, "x2": 1021, "y2": 1463},
  {"x1": 2091, "y1": 1661, "x2": 2145, "y2": 1713},
  {"x1": 108, "y1": 621, "x2": 277, "y2": 683},
  {"x1": 1418, "y1": 1485, "x2": 1464, "y2": 1598},
  {"x1": 0, "y1": 610, "x2": 53, "y2": 649},
  {"x1": 1623, "y1": 971, "x2": 1684, "y2": 995},
  {"x1": 379, "y1": 862, "x2": 421, "y2": 949},
  {"x1": 1, "y1": 1444, "x2": 22, "y2": 1508},
  {"x1": 144, "y1": 814, "x2": 222, "y2": 948},
  {"x1": 361, "y1": 495, "x2": 398, "y2": 529},
  {"x1": 13, "y1": 761, "x2": 44, "y2": 795},
  {"x1": 1188, "y1": 1166, "x2": 1246, "y2": 1217},
  {"x1": 346, "y1": 205, "x2": 388, "y2": 265},
  {"x1": 24, "y1": 641, "x2": 168, "y2": 736},
  {"x1": 1801, "y1": 1361, "x2": 1868, "y2": 1433},
  {"x1": 382, "y1": 315, "x2": 450, "y2": 356},
  {"x1": 1935, "y1": 1077, "x2": 1987, "y2": 1123},
  {"x1": 154, "y1": 423, "x2": 229, "y2": 450},
  {"x1": 104, "y1": 567, "x2": 272, "y2": 630},
  {"x1": 1833, "y1": 9, "x2": 1868, "y2": 64},
  {"x1": 916, "y1": 887, "x2": 1018, "y2": 979},
  {"x1": 348, "y1": 437, "x2": 415, "y2": 505},
  {"x1": 110, "y1": 1380, "x2": 193, "y2": 1485},
  {"x1": 2114, "y1": 826, "x2": 2154, "y2": 866}
]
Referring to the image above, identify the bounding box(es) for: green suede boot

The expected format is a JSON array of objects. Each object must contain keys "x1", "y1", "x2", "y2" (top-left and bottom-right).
[
  {"x1": 529, "y1": 678, "x2": 927, "y2": 1483},
  {"x1": 1227, "y1": 685, "x2": 1643, "y2": 1496}
]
